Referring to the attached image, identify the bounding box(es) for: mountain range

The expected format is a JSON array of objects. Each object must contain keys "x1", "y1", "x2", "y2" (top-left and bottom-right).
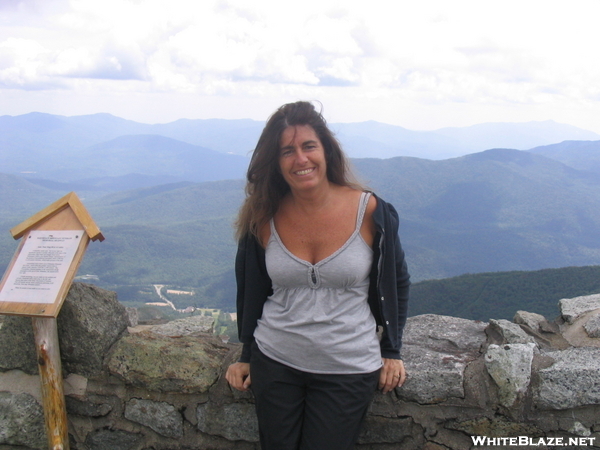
[
  {"x1": 3, "y1": 143, "x2": 600, "y2": 284},
  {"x1": 2, "y1": 112, "x2": 599, "y2": 188},
  {"x1": 2, "y1": 112, "x2": 600, "y2": 313}
]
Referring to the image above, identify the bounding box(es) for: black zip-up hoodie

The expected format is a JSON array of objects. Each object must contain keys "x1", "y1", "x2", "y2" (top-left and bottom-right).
[{"x1": 235, "y1": 193, "x2": 410, "y2": 363}]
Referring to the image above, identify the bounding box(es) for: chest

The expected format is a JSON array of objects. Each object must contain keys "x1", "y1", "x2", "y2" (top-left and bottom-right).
[{"x1": 274, "y1": 208, "x2": 359, "y2": 265}]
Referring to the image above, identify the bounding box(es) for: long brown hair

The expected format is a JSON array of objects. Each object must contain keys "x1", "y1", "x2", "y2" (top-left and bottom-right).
[{"x1": 235, "y1": 101, "x2": 360, "y2": 240}]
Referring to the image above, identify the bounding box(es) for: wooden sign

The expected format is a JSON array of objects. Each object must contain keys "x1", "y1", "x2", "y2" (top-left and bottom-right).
[
  {"x1": 0, "y1": 192, "x2": 104, "y2": 317},
  {"x1": 0, "y1": 192, "x2": 103, "y2": 450}
]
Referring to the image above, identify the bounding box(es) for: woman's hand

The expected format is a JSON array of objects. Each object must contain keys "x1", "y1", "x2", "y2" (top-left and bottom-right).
[
  {"x1": 379, "y1": 358, "x2": 406, "y2": 394},
  {"x1": 225, "y1": 362, "x2": 251, "y2": 391}
]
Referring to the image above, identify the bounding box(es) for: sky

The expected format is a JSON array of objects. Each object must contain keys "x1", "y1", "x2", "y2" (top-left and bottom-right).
[{"x1": 1, "y1": 0, "x2": 600, "y2": 133}]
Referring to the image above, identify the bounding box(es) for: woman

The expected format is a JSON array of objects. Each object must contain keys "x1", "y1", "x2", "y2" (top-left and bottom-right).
[{"x1": 226, "y1": 101, "x2": 410, "y2": 450}]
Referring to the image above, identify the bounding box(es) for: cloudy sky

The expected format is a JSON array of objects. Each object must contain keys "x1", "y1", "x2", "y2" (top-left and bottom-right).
[{"x1": 1, "y1": 0, "x2": 599, "y2": 132}]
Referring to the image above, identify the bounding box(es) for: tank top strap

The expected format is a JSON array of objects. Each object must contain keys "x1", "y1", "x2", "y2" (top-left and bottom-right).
[{"x1": 355, "y1": 191, "x2": 372, "y2": 230}]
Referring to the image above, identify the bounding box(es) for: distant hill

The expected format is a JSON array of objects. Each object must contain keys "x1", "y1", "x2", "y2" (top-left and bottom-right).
[
  {"x1": 79, "y1": 134, "x2": 249, "y2": 182},
  {"x1": 332, "y1": 121, "x2": 465, "y2": 159},
  {"x1": 335, "y1": 119, "x2": 600, "y2": 159},
  {"x1": 87, "y1": 179, "x2": 244, "y2": 226},
  {"x1": 0, "y1": 130, "x2": 250, "y2": 183},
  {"x1": 410, "y1": 266, "x2": 600, "y2": 321},
  {"x1": 0, "y1": 173, "x2": 69, "y2": 220},
  {"x1": 434, "y1": 121, "x2": 600, "y2": 153},
  {"x1": 529, "y1": 140, "x2": 600, "y2": 173},
  {"x1": 353, "y1": 148, "x2": 600, "y2": 280}
]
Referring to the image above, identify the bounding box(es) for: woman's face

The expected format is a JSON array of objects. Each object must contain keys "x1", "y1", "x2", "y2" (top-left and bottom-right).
[{"x1": 278, "y1": 125, "x2": 328, "y2": 193}]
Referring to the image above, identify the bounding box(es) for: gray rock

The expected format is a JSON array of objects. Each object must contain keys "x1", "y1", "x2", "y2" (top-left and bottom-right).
[
  {"x1": 397, "y1": 315, "x2": 487, "y2": 404},
  {"x1": 197, "y1": 402, "x2": 259, "y2": 442},
  {"x1": 534, "y1": 347, "x2": 600, "y2": 409},
  {"x1": 0, "y1": 315, "x2": 38, "y2": 374},
  {"x1": 569, "y1": 421, "x2": 592, "y2": 437},
  {"x1": 107, "y1": 331, "x2": 230, "y2": 393},
  {"x1": 0, "y1": 369, "x2": 42, "y2": 401},
  {"x1": 484, "y1": 343, "x2": 535, "y2": 407},
  {"x1": 559, "y1": 294, "x2": 600, "y2": 324},
  {"x1": 403, "y1": 314, "x2": 487, "y2": 354},
  {"x1": 0, "y1": 283, "x2": 129, "y2": 377},
  {"x1": 358, "y1": 415, "x2": 423, "y2": 446},
  {"x1": 148, "y1": 314, "x2": 214, "y2": 336},
  {"x1": 559, "y1": 312, "x2": 600, "y2": 349},
  {"x1": 513, "y1": 310, "x2": 566, "y2": 349},
  {"x1": 488, "y1": 319, "x2": 536, "y2": 345},
  {"x1": 513, "y1": 310, "x2": 548, "y2": 331},
  {"x1": 66, "y1": 396, "x2": 112, "y2": 417},
  {"x1": 583, "y1": 313, "x2": 600, "y2": 338},
  {"x1": 398, "y1": 345, "x2": 468, "y2": 404},
  {"x1": 84, "y1": 428, "x2": 143, "y2": 450},
  {"x1": 57, "y1": 282, "x2": 129, "y2": 376},
  {"x1": 125, "y1": 307, "x2": 139, "y2": 327},
  {"x1": 0, "y1": 392, "x2": 46, "y2": 449},
  {"x1": 124, "y1": 398, "x2": 183, "y2": 439}
]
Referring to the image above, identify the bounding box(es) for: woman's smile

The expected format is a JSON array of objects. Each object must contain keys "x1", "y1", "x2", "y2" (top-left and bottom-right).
[{"x1": 294, "y1": 167, "x2": 315, "y2": 176}]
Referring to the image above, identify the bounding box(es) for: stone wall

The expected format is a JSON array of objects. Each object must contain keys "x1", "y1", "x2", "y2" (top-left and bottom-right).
[{"x1": 1, "y1": 283, "x2": 600, "y2": 449}]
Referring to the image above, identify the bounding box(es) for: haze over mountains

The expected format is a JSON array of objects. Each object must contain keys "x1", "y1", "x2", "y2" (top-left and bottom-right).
[
  {"x1": 2, "y1": 112, "x2": 600, "y2": 315},
  {"x1": 2, "y1": 112, "x2": 599, "y2": 185},
  {"x1": 335, "y1": 120, "x2": 600, "y2": 159}
]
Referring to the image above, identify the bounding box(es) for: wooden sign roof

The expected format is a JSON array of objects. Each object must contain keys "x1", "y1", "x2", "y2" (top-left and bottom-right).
[{"x1": 10, "y1": 191, "x2": 104, "y2": 242}]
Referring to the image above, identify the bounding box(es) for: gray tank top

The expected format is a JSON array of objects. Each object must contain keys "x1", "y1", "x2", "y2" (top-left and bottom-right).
[{"x1": 254, "y1": 192, "x2": 382, "y2": 374}]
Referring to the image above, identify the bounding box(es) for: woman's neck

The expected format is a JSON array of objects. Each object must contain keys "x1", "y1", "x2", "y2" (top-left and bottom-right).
[{"x1": 286, "y1": 182, "x2": 344, "y2": 215}]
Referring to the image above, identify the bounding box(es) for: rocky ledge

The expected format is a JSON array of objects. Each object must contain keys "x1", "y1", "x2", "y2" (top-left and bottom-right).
[{"x1": 1, "y1": 283, "x2": 600, "y2": 449}]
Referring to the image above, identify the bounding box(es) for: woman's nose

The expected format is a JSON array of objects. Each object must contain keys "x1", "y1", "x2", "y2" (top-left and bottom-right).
[{"x1": 295, "y1": 149, "x2": 309, "y2": 163}]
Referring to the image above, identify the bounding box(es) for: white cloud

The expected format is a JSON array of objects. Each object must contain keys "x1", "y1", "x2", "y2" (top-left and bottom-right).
[
  {"x1": 51, "y1": 40, "x2": 147, "y2": 80},
  {"x1": 0, "y1": 0, "x2": 599, "y2": 132},
  {"x1": 0, "y1": 37, "x2": 63, "y2": 88}
]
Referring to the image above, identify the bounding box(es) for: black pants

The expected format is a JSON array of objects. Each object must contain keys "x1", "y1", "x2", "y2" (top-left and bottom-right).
[{"x1": 250, "y1": 344, "x2": 380, "y2": 450}]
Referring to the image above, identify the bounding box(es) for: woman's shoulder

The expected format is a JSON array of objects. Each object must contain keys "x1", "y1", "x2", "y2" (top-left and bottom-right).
[
  {"x1": 339, "y1": 185, "x2": 374, "y2": 199},
  {"x1": 339, "y1": 187, "x2": 378, "y2": 214},
  {"x1": 365, "y1": 190, "x2": 377, "y2": 211},
  {"x1": 367, "y1": 193, "x2": 400, "y2": 226}
]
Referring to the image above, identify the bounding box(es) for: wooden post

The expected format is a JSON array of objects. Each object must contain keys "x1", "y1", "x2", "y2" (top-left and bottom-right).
[{"x1": 32, "y1": 317, "x2": 70, "y2": 450}]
